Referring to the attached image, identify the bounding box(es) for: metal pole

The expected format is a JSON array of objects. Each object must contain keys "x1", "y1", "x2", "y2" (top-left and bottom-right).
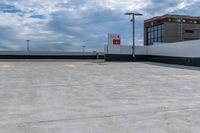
[
  {"x1": 125, "y1": 12, "x2": 142, "y2": 58},
  {"x1": 82, "y1": 46, "x2": 85, "y2": 52},
  {"x1": 96, "y1": 52, "x2": 99, "y2": 60},
  {"x1": 132, "y1": 14, "x2": 135, "y2": 57},
  {"x1": 27, "y1": 40, "x2": 30, "y2": 52}
]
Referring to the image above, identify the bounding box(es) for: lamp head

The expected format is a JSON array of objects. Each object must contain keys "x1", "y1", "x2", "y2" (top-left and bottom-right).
[{"x1": 124, "y1": 12, "x2": 133, "y2": 15}]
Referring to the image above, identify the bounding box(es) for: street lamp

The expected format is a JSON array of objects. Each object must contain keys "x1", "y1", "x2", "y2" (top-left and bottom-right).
[
  {"x1": 124, "y1": 12, "x2": 143, "y2": 57},
  {"x1": 82, "y1": 45, "x2": 86, "y2": 52},
  {"x1": 26, "y1": 40, "x2": 30, "y2": 52}
]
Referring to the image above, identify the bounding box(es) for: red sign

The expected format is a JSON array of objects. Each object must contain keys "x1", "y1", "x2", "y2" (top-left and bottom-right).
[
  {"x1": 113, "y1": 39, "x2": 121, "y2": 45},
  {"x1": 113, "y1": 35, "x2": 121, "y2": 45},
  {"x1": 108, "y1": 34, "x2": 121, "y2": 45}
]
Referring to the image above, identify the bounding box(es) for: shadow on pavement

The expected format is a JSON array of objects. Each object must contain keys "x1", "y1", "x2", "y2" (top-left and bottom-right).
[
  {"x1": 0, "y1": 59, "x2": 105, "y2": 63},
  {"x1": 144, "y1": 62, "x2": 200, "y2": 71}
]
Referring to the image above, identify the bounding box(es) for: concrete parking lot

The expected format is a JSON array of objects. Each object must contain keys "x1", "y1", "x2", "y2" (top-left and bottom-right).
[{"x1": 1, "y1": 60, "x2": 200, "y2": 133}]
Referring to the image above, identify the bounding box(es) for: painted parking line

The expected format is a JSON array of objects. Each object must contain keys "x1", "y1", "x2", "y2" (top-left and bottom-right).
[
  {"x1": 65, "y1": 64, "x2": 76, "y2": 69},
  {"x1": 0, "y1": 64, "x2": 13, "y2": 69}
]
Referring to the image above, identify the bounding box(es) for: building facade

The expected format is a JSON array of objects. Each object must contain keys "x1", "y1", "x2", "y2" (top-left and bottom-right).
[{"x1": 144, "y1": 14, "x2": 200, "y2": 46}]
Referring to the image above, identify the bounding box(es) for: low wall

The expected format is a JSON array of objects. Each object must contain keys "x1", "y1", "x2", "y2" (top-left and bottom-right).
[
  {"x1": 105, "y1": 40, "x2": 200, "y2": 66},
  {"x1": 147, "y1": 40, "x2": 200, "y2": 57},
  {"x1": 104, "y1": 45, "x2": 147, "y2": 55},
  {"x1": 0, "y1": 51, "x2": 104, "y2": 59},
  {"x1": 104, "y1": 45, "x2": 147, "y2": 61}
]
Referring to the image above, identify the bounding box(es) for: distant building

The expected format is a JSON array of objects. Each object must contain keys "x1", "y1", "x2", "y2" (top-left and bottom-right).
[{"x1": 144, "y1": 14, "x2": 200, "y2": 46}]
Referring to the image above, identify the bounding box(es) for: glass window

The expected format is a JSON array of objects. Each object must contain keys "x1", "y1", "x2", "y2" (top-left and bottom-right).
[
  {"x1": 156, "y1": 25, "x2": 159, "y2": 30},
  {"x1": 150, "y1": 27, "x2": 153, "y2": 32},
  {"x1": 147, "y1": 33, "x2": 150, "y2": 42},
  {"x1": 155, "y1": 30, "x2": 158, "y2": 38},
  {"x1": 146, "y1": 24, "x2": 165, "y2": 45},
  {"x1": 158, "y1": 30, "x2": 161, "y2": 37},
  {"x1": 149, "y1": 27, "x2": 151, "y2": 32},
  {"x1": 148, "y1": 32, "x2": 151, "y2": 37},
  {"x1": 148, "y1": 39, "x2": 151, "y2": 44},
  {"x1": 158, "y1": 25, "x2": 162, "y2": 30},
  {"x1": 148, "y1": 28, "x2": 150, "y2": 32},
  {"x1": 161, "y1": 24, "x2": 164, "y2": 29},
  {"x1": 161, "y1": 37, "x2": 165, "y2": 42},
  {"x1": 162, "y1": 29, "x2": 165, "y2": 37},
  {"x1": 158, "y1": 37, "x2": 161, "y2": 42},
  {"x1": 151, "y1": 32, "x2": 154, "y2": 38},
  {"x1": 153, "y1": 38, "x2": 157, "y2": 42},
  {"x1": 153, "y1": 26, "x2": 156, "y2": 31}
]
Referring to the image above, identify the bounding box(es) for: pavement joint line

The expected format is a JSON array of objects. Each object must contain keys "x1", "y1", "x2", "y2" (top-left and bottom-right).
[{"x1": 2, "y1": 106, "x2": 200, "y2": 127}]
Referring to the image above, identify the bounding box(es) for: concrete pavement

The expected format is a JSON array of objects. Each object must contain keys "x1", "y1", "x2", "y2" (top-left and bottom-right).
[{"x1": 1, "y1": 61, "x2": 200, "y2": 132}]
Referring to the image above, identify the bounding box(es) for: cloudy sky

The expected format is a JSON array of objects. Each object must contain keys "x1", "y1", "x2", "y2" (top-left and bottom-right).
[{"x1": 0, "y1": 0, "x2": 199, "y2": 51}]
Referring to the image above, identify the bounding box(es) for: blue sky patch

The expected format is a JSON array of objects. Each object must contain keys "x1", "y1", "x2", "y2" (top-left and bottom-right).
[
  {"x1": 0, "y1": 4, "x2": 22, "y2": 13},
  {"x1": 29, "y1": 15, "x2": 46, "y2": 19}
]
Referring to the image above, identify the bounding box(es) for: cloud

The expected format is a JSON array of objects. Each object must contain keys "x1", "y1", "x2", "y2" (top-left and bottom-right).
[
  {"x1": 0, "y1": 26, "x2": 24, "y2": 50},
  {"x1": 0, "y1": 4, "x2": 22, "y2": 13},
  {"x1": 29, "y1": 14, "x2": 46, "y2": 19},
  {"x1": 0, "y1": 0, "x2": 199, "y2": 51}
]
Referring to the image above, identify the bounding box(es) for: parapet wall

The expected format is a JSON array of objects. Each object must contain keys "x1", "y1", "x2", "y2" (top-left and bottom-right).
[
  {"x1": 105, "y1": 40, "x2": 200, "y2": 66},
  {"x1": 0, "y1": 51, "x2": 104, "y2": 59},
  {"x1": 147, "y1": 40, "x2": 200, "y2": 57}
]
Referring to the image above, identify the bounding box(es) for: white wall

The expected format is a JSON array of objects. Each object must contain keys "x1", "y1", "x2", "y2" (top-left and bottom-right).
[
  {"x1": 135, "y1": 46, "x2": 147, "y2": 55},
  {"x1": 147, "y1": 40, "x2": 200, "y2": 57},
  {"x1": 105, "y1": 40, "x2": 200, "y2": 58},
  {"x1": 104, "y1": 45, "x2": 147, "y2": 55},
  {"x1": 104, "y1": 45, "x2": 121, "y2": 54},
  {"x1": 120, "y1": 46, "x2": 132, "y2": 54}
]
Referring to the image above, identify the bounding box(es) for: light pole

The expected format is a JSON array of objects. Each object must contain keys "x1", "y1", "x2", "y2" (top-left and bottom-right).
[
  {"x1": 124, "y1": 12, "x2": 142, "y2": 57},
  {"x1": 26, "y1": 40, "x2": 30, "y2": 52},
  {"x1": 82, "y1": 45, "x2": 86, "y2": 52}
]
